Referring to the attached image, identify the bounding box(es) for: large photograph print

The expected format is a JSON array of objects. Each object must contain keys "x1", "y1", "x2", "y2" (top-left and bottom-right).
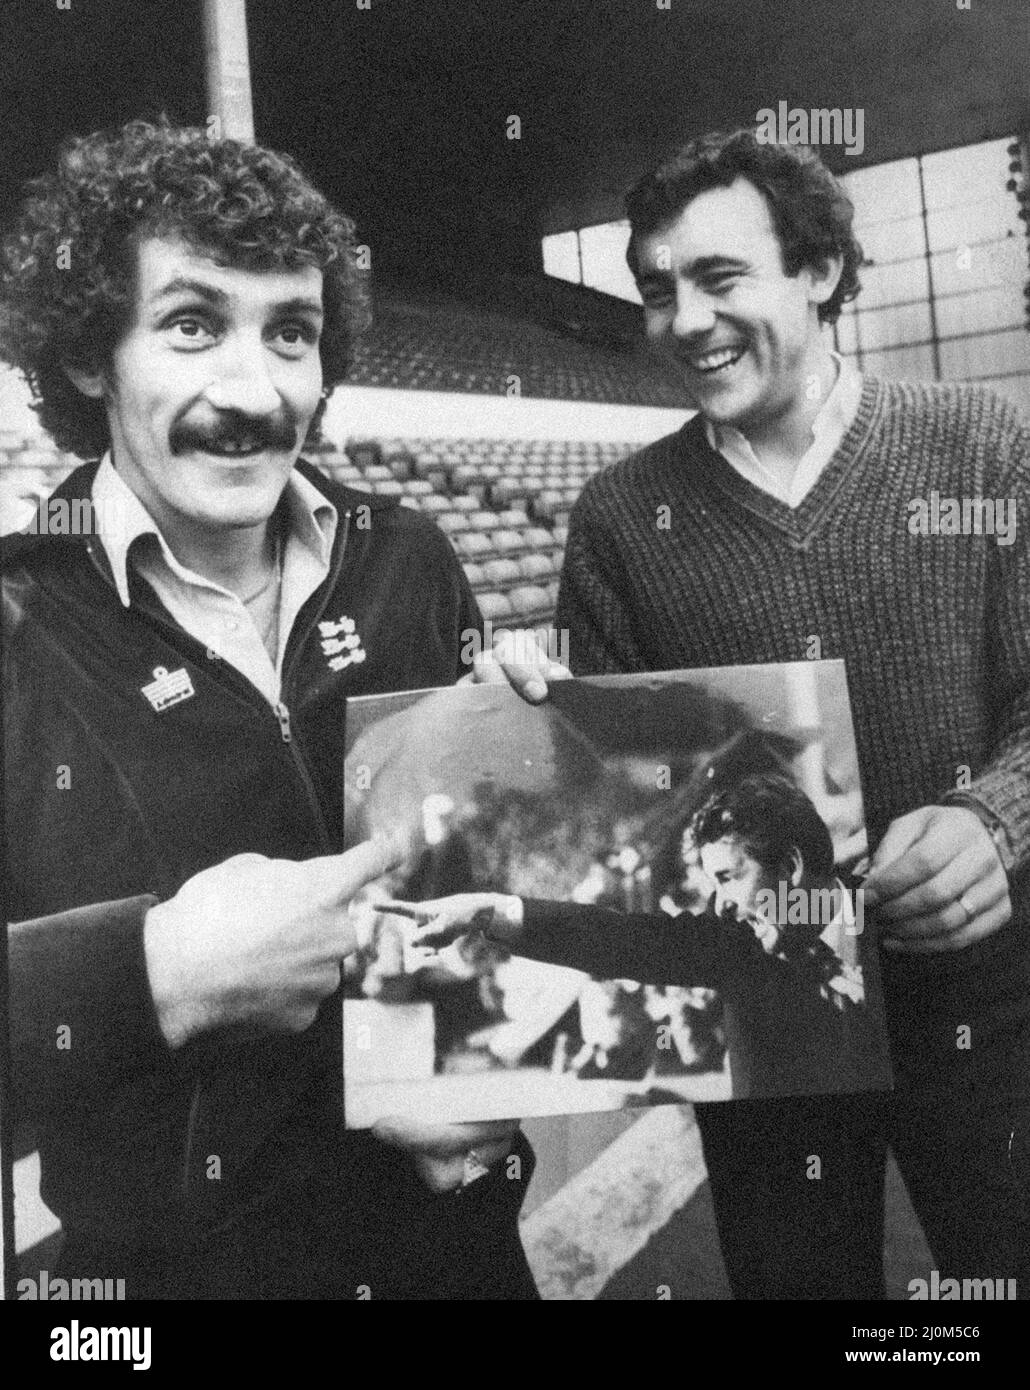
[{"x1": 342, "y1": 661, "x2": 892, "y2": 1127}]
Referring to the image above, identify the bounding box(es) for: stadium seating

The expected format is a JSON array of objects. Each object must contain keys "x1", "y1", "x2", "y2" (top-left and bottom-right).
[
  {"x1": 312, "y1": 434, "x2": 635, "y2": 623},
  {"x1": 0, "y1": 431, "x2": 80, "y2": 532},
  {"x1": 344, "y1": 299, "x2": 686, "y2": 407}
]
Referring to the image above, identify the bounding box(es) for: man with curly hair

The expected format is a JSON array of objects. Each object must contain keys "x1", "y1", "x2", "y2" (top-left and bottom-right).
[
  {"x1": 1, "y1": 120, "x2": 542, "y2": 1299},
  {"x1": 535, "y1": 129, "x2": 1030, "y2": 1298}
]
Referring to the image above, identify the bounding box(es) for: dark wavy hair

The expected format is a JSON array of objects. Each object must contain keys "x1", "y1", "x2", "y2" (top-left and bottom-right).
[
  {"x1": 625, "y1": 129, "x2": 863, "y2": 325},
  {"x1": 691, "y1": 773, "x2": 835, "y2": 879},
  {"x1": 0, "y1": 119, "x2": 370, "y2": 458}
]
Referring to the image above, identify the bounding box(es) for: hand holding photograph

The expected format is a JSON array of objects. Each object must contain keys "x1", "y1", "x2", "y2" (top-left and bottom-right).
[{"x1": 342, "y1": 661, "x2": 893, "y2": 1127}]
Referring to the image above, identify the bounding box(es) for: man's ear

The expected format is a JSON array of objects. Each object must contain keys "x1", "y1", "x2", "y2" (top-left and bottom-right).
[
  {"x1": 805, "y1": 253, "x2": 844, "y2": 309},
  {"x1": 62, "y1": 362, "x2": 105, "y2": 399},
  {"x1": 786, "y1": 847, "x2": 805, "y2": 888}
]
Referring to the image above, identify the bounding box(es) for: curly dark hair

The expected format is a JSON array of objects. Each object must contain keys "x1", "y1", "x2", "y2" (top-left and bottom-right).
[
  {"x1": 625, "y1": 129, "x2": 862, "y2": 325},
  {"x1": 0, "y1": 119, "x2": 370, "y2": 457},
  {"x1": 691, "y1": 773, "x2": 835, "y2": 879}
]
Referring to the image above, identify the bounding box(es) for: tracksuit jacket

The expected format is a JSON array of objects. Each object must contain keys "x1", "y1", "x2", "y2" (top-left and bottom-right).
[{"x1": 3, "y1": 458, "x2": 534, "y2": 1298}]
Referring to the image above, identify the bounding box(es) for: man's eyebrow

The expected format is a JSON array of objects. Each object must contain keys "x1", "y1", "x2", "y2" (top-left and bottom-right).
[
  {"x1": 147, "y1": 281, "x2": 323, "y2": 317},
  {"x1": 148, "y1": 277, "x2": 230, "y2": 307},
  {"x1": 272, "y1": 296, "x2": 324, "y2": 318},
  {"x1": 688, "y1": 255, "x2": 749, "y2": 275},
  {"x1": 638, "y1": 255, "x2": 749, "y2": 280}
]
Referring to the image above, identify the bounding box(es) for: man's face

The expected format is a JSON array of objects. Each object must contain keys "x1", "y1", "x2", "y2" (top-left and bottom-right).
[
  {"x1": 85, "y1": 237, "x2": 324, "y2": 535},
  {"x1": 699, "y1": 835, "x2": 779, "y2": 924},
  {"x1": 633, "y1": 178, "x2": 834, "y2": 432}
]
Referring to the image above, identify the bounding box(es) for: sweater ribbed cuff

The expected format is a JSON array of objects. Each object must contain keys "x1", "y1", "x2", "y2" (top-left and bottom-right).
[{"x1": 939, "y1": 787, "x2": 1023, "y2": 875}]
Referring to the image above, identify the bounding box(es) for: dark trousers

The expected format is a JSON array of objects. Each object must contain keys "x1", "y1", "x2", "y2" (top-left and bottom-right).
[{"x1": 694, "y1": 930, "x2": 1030, "y2": 1300}]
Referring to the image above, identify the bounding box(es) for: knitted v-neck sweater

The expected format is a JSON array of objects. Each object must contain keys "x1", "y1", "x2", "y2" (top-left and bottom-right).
[{"x1": 556, "y1": 377, "x2": 1030, "y2": 911}]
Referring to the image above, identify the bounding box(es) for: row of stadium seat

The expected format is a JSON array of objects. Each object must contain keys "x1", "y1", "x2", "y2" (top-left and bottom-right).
[
  {"x1": 322, "y1": 436, "x2": 633, "y2": 520},
  {"x1": 477, "y1": 584, "x2": 558, "y2": 624},
  {"x1": 308, "y1": 436, "x2": 605, "y2": 622},
  {"x1": 307, "y1": 447, "x2": 555, "y2": 621}
]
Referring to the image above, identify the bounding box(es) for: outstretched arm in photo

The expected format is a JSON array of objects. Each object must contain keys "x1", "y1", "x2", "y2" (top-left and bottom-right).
[{"x1": 384, "y1": 893, "x2": 732, "y2": 990}]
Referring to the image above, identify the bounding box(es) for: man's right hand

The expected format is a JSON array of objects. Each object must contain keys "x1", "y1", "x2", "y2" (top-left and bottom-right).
[
  {"x1": 143, "y1": 839, "x2": 400, "y2": 1048},
  {"x1": 383, "y1": 893, "x2": 523, "y2": 948}
]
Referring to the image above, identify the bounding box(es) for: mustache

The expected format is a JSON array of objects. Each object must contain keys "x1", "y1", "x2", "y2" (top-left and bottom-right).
[{"x1": 170, "y1": 412, "x2": 298, "y2": 454}]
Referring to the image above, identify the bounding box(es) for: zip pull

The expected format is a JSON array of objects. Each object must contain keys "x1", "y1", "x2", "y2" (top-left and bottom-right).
[{"x1": 275, "y1": 701, "x2": 292, "y2": 743}]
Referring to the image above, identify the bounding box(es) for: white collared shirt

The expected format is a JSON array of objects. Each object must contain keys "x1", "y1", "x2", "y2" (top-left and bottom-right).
[
  {"x1": 91, "y1": 454, "x2": 337, "y2": 705},
  {"x1": 704, "y1": 353, "x2": 863, "y2": 508},
  {"x1": 823, "y1": 876, "x2": 858, "y2": 941}
]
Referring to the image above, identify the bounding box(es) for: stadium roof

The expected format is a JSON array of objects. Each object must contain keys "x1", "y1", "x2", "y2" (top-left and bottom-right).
[{"x1": 3, "y1": 0, "x2": 1027, "y2": 249}]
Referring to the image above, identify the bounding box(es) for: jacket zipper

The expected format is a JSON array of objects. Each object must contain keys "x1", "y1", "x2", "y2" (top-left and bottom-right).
[{"x1": 272, "y1": 697, "x2": 333, "y2": 851}]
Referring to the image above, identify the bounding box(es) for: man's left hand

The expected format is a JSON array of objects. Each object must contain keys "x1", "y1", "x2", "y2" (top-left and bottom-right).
[
  {"x1": 863, "y1": 805, "x2": 1011, "y2": 954},
  {"x1": 372, "y1": 1116, "x2": 518, "y2": 1192},
  {"x1": 462, "y1": 627, "x2": 572, "y2": 704}
]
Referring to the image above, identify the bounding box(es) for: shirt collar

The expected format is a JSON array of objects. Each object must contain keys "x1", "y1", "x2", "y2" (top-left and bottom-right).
[
  {"x1": 703, "y1": 352, "x2": 862, "y2": 458},
  {"x1": 91, "y1": 453, "x2": 337, "y2": 609},
  {"x1": 281, "y1": 464, "x2": 338, "y2": 569}
]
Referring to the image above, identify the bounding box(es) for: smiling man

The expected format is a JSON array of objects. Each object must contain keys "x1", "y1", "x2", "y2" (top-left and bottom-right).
[
  {"x1": 635, "y1": 177, "x2": 843, "y2": 473},
  {"x1": 82, "y1": 236, "x2": 326, "y2": 559},
  {"x1": 553, "y1": 129, "x2": 1030, "y2": 1298},
  {"x1": 0, "y1": 120, "x2": 539, "y2": 1299}
]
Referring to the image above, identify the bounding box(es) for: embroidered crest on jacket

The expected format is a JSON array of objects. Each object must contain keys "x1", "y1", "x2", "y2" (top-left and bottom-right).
[{"x1": 318, "y1": 615, "x2": 367, "y2": 672}]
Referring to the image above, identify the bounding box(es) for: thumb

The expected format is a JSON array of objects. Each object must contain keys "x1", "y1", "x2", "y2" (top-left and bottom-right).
[
  {"x1": 866, "y1": 811, "x2": 927, "y2": 878},
  {"x1": 863, "y1": 812, "x2": 932, "y2": 907}
]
